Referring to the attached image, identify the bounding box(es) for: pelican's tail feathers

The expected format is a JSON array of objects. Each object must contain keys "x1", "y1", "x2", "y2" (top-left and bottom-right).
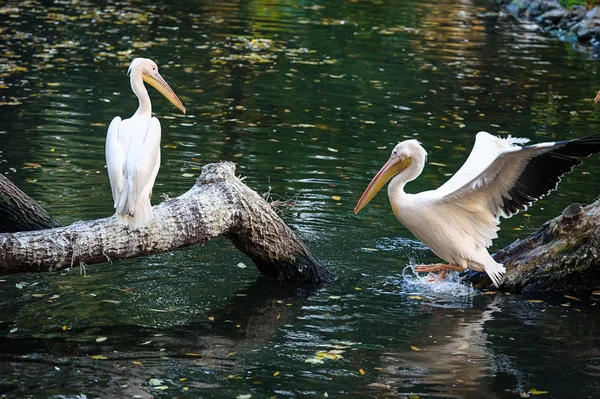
[
  {"x1": 114, "y1": 198, "x2": 154, "y2": 228},
  {"x1": 485, "y1": 262, "x2": 506, "y2": 288}
]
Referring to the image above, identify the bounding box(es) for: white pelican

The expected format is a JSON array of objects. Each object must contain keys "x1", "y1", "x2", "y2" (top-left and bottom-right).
[
  {"x1": 106, "y1": 58, "x2": 186, "y2": 228},
  {"x1": 354, "y1": 132, "x2": 600, "y2": 286}
]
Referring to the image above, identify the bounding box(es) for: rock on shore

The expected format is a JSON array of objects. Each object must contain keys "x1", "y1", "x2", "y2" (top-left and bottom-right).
[{"x1": 498, "y1": 0, "x2": 600, "y2": 54}]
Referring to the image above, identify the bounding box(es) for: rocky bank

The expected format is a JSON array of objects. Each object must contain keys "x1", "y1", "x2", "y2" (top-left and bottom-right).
[{"x1": 498, "y1": 0, "x2": 600, "y2": 54}]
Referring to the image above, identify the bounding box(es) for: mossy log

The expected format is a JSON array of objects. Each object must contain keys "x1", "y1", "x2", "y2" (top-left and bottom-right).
[
  {"x1": 0, "y1": 162, "x2": 335, "y2": 284},
  {"x1": 464, "y1": 201, "x2": 600, "y2": 295}
]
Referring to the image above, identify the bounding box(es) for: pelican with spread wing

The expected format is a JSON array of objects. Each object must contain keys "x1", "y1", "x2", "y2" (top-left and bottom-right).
[
  {"x1": 106, "y1": 58, "x2": 186, "y2": 228},
  {"x1": 354, "y1": 132, "x2": 600, "y2": 286}
]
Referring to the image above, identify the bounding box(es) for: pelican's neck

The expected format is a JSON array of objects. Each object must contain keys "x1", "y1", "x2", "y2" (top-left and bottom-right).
[
  {"x1": 387, "y1": 155, "x2": 426, "y2": 200},
  {"x1": 130, "y1": 70, "x2": 151, "y2": 118}
]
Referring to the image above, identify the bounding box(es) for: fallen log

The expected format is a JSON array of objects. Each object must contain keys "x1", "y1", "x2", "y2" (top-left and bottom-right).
[
  {"x1": 464, "y1": 200, "x2": 600, "y2": 295},
  {"x1": 0, "y1": 162, "x2": 335, "y2": 284}
]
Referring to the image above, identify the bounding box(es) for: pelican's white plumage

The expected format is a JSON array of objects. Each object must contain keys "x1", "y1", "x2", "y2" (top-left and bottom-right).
[
  {"x1": 106, "y1": 58, "x2": 185, "y2": 228},
  {"x1": 355, "y1": 132, "x2": 600, "y2": 286}
]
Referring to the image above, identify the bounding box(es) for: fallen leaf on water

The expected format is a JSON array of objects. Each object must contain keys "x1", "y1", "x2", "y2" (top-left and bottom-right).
[
  {"x1": 186, "y1": 353, "x2": 202, "y2": 357},
  {"x1": 331, "y1": 195, "x2": 341, "y2": 201},
  {"x1": 91, "y1": 355, "x2": 107, "y2": 360},
  {"x1": 529, "y1": 388, "x2": 548, "y2": 395},
  {"x1": 96, "y1": 336, "x2": 107, "y2": 342},
  {"x1": 276, "y1": 314, "x2": 281, "y2": 320},
  {"x1": 407, "y1": 296, "x2": 422, "y2": 300},
  {"x1": 148, "y1": 378, "x2": 163, "y2": 386},
  {"x1": 183, "y1": 387, "x2": 189, "y2": 391},
  {"x1": 132, "y1": 361, "x2": 143, "y2": 366},
  {"x1": 354, "y1": 287, "x2": 362, "y2": 291},
  {"x1": 208, "y1": 316, "x2": 215, "y2": 321},
  {"x1": 273, "y1": 371, "x2": 280, "y2": 377},
  {"x1": 181, "y1": 173, "x2": 195, "y2": 178},
  {"x1": 359, "y1": 369, "x2": 366, "y2": 375},
  {"x1": 90, "y1": 123, "x2": 106, "y2": 127},
  {"x1": 411, "y1": 346, "x2": 421, "y2": 351},
  {"x1": 564, "y1": 295, "x2": 581, "y2": 301},
  {"x1": 525, "y1": 300, "x2": 544, "y2": 303},
  {"x1": 305, "y1": 358, "x2": 324, "y2": 364},
  {"x1": 24, "y1": 163, "x2": 42, "y2": 168},
  {"x1": 62, "y1": 325, "x2": 67, "y2": 331},
  {"x1": 329, "y1": 296, "x2": 341, "y2": 300},
  {"x1": 483, "y1": 291, "x2": 497, "y2": 295}
]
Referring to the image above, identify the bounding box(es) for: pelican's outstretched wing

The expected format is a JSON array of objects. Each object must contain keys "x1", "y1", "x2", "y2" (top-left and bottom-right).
[
  {"x1": 106, "y1": 116, "x2": 126, "y2": 208},
  {"x1": 437, "y1": 131, "x2": 600, "y2": 219}
]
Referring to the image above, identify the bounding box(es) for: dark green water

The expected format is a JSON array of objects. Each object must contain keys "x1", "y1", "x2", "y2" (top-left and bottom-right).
[{"x1": 2, "y1": 0, "x2": 600, "y2": 398}]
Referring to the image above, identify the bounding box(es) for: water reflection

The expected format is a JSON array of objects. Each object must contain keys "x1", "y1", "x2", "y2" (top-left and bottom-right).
[{"x1": 369, "y1": 297, "x2": 499, "y2": 398}]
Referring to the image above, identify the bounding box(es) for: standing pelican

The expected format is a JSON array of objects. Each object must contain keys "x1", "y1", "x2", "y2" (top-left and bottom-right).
[
  {"x1": 106, "y1": 58, "x2": 186, "y2": 228},
  {"x1": 354, "y1": 132, "x2": 600, "y2": 286}
]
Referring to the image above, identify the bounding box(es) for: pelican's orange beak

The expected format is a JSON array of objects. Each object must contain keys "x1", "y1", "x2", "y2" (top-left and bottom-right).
[
  {"x1": 142, "y1": 71, "x2": 186, "y2": 114},
  {"x1": 354, "y1": 157, "x2": 412, "y2": 214}
]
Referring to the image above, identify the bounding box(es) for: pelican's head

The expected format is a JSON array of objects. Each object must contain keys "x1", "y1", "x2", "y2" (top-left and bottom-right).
[
  {"x1": 354, "y1": 139, "x2": 427, "y2": 214},
  {"x1": 128, "y1": 57, "x2": 186, "y2": 114}
]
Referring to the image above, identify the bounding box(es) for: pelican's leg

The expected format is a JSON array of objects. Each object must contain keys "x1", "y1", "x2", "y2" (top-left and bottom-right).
[{"x1": 414, "y1": 264, "x2": 465, "y2": 282}]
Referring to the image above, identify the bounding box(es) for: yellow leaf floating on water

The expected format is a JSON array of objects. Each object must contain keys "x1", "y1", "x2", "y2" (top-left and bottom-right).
[
  {"x1": 331, "y1": 195, "x2": 341, "y2": 201},
  {"x1": 208, "y1": 316, "x2": 215, "y2": 321},
  {"x1": 354, "y1": 287, "x2": 362, "y2": 291},
  {"x1": 132, "y1": 361, "x2": 143, "y2": 366},
  {"x1": 273, "y1": 371, "x2": 280, "y2": 377},
  {"x1": 359, "y1": 369, "x2": 366, "y2": 375},
  {"x1": 564, "y1": 295, "x2": 581, "y2": 301},
  {"x1": 411, "y1": 346, "x2": 421, "y2": 351},
  {"x1": 62, "y1": 325, "x2": 67, "y2": 331},
  {"x1": 407, "y1": 296, "x2": 422, "y2": 300},
  {"x1": 91, "y1": 355, "x2": 107, "y2": 360},
  {"x1": 529, "y1": 388, "x2": 549, "y2": 395},
  {"x1": 185, "y1": 353, "x2": 202, "y2": 357}
]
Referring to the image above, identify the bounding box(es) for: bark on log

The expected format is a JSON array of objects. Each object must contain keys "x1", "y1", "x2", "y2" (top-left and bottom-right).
[
  {"x1": 0, "y1": 162, "x2": 336, "y2": 284},
  {"x1": 463, "y1": 200, "x2": 600, "y2": 295},
  {"x1": 0, "y1": 174, "x2": 60, "y2": 233}
]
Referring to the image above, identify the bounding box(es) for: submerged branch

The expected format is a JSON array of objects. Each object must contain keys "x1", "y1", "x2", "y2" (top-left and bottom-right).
[{"x1": 464, "y1": 200, "x2": 600, "y2": 295}]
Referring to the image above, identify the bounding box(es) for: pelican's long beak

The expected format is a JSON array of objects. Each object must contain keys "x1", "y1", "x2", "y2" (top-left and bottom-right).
[
  {"x1": 354, "y1": 157, "x2": 412, "y2": 214},
  {"x1": 143, "y1": 71, "x2": 186, "y2": 114}
]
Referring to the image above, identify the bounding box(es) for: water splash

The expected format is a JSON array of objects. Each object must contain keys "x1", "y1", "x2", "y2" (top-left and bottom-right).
[{"x1": 401, "y1": 265, "x2": 476, "y2": 298}]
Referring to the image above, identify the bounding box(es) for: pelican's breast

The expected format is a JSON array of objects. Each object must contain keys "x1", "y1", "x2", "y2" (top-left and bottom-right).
[{"x1": 390, "y1": 192, "x2": 476, "y2": 267}]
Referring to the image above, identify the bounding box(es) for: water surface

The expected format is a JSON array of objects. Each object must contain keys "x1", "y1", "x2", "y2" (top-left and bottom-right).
[{"x1": 1, "y1": 0, "x2": 600, "y2": 397}]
